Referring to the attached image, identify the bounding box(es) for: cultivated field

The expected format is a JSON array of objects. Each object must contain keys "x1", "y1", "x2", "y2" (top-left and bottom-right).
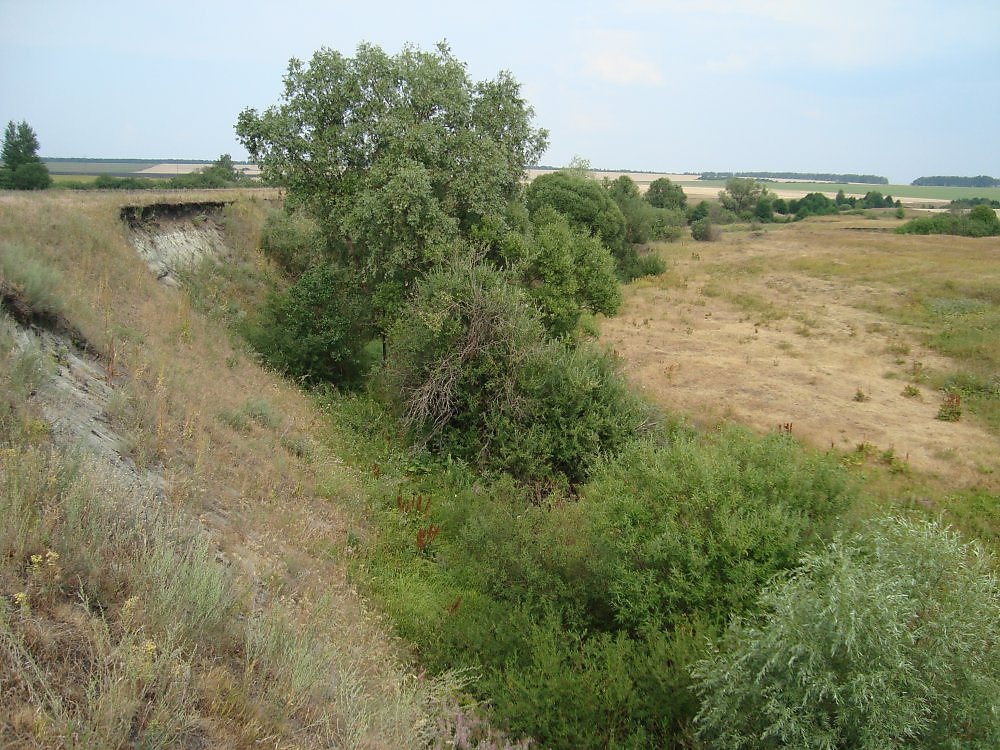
[
  {"x1": 603, "y1": 215, "x2": 1000, "y2": 495},
  {"x1": 527, "y1": 168, "x2": 1000, "y2": 206}
]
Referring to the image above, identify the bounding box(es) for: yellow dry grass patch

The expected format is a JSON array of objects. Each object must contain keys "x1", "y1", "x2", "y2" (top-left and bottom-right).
[
  {"x1": 0, "y1": 189, "x2": 447, "y2": 748},
  {"x1": 603, "y1": 217, "x2": 1000, "y2": 491}
]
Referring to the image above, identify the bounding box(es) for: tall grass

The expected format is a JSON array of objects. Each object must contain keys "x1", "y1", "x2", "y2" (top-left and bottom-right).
[{"x1": 0, "y1": 190, "x2": 455, "y2": 748}]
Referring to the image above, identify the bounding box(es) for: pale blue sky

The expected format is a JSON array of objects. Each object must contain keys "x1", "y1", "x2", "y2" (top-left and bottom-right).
[{"x1": 2, "y1": 0, "x2": 997, "y2": 183}]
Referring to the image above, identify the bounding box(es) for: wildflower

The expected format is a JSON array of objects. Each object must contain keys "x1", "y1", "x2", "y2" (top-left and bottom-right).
[{"x1": 120, "y1": 596, "x2": 139, "y2": 626}]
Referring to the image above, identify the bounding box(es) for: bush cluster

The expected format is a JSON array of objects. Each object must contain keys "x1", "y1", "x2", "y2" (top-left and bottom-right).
[
  {"x1": 693, "y1": 518, "x2": 1000, "y2": 748},
  {"x1": 244, "y1": 264, "x2": 372, "y2": 387},
  {"x1": 897, "y1": 205, "x2": 1000, "y2": 237},
  {"x1": 383, "y1": 258, "x2": 648, "y2": 485},
  {"x1": 359, "y1": 422, "x2": 853, "y2": 748}
]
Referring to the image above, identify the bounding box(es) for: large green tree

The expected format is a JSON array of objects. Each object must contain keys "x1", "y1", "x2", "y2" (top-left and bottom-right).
[
  {"x1": 645, "y1": 176, "x2": 687, "y2": 210},
  {"x1": 236, "y1": 41, "x2": 548, "y2": 329},
  {"x1": 0, "y1": 120, "x2": 51, "y2": 190},
  {"x1": 718, "y1": 177, "x2": 766, "y2": 215}
]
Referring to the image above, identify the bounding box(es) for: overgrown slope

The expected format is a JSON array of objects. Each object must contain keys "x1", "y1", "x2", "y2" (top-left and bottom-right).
[{"x1": 0, "y1": 190, "x2": 460, "y2": 749}]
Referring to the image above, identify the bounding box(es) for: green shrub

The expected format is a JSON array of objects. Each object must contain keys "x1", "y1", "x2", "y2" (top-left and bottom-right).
[
  {"x1": 794, "y1": 192, "x2": 838, "y2": 219},
  {"x1": 245, "y1": 264, "x2": 371, "y2": 386},
  {"x1": 526, "y1": 171, "x2": 626, "y2": 251},
  {"x1": 93, "y1": 174, "x2": 158, "y2": 190},
  {"x1": 693, "y1": 518, "x2": 1000, "y2": 749},
  {"x1": 630, "y1": 249, "x2": 667, "y2": 278},
  {"x1": 580, "y1": 427, "x2": 851, "y2": 632},
  {"x1": 519, "y1": 207, "x2": 621, "y2": 336},
  {"x1": 691, "y1": 217, "x2": 719, "y2": 241},
  {"x1": 485, "y1": 618, "x2": 707, "y2": 749},
  {"x1": 686, "y1": 200, "x2": 710, "y2": 224},
  {"x1": 897, "y1": 208, "x2": 1000, "y2": 237},
  {"x1": 259, "y1": 209, "x2": 324, "y2": 276},
  {"x1": 9, "y1": 161, "x2": 52, "y2": 190},
  {"x1": 384, "y1": 258, "x2": 649, "y2": 483}
]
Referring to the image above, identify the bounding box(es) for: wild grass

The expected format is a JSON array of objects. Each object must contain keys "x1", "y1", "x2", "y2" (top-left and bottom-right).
[
  {"x1": 0, "y1": 242, "x2": 64, "y2": 318},
  {"x1": 0, "y1": 189, "x2": 455, "y2": 748},
  {"x1": 787, "y1": 230, "x2": 1000, "y2": 436}
]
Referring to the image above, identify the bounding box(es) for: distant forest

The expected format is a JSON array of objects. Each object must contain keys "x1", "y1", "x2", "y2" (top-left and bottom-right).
[
  {"x1": 700, "y1": 171, "x2": 888, "y2": 184},
  {"x1": 911, "y1": 175, "x2": 999, "y2": 187}
]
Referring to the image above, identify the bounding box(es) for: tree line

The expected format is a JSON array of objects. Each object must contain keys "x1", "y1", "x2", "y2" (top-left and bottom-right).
[
  {"x1": 911, "y1": 175, "x2": 999, "y2": 187},
  {"x1": 701, "y1": 171, "x2": 888, "y2": 184}
]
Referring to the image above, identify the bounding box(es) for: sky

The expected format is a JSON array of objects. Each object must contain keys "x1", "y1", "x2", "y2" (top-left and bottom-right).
[{"x1": 2, "y1": 0, "x2": 998, "y2": 184}]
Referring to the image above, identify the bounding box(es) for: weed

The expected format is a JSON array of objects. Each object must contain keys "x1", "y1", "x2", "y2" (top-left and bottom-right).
[
  {"x1": 0, "y1": 243, "x2": 64, "y2": 318},
  {"x1": 902, "y1": 384, "x2": 921, "y2": 399},
  {"x1": 853, "y1": 388, "x2": 870, "y2": 403},
  {"x1": 937, "y1": 393, "x2": 962, "y2": 422}
]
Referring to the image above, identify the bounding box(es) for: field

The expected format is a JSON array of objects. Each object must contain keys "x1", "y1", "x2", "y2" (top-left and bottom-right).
[
  {"x1": 527, "y1": 168, "x2": 1000, "y2": 206},
  {"x1": 603, "y1": 214, "x2": 1000, "y2": 523},
  {"x1": 679, "y1": 179, "x2": 1000, "y2": 204},
  {"x1": 41, "y1": 159, "x2": 261, "y2": 179}
]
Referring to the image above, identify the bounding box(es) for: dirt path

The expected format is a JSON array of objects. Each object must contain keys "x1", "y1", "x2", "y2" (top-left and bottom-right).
[{"x1": 603, "y1": 223, "x2": 1000, "y2": 490}]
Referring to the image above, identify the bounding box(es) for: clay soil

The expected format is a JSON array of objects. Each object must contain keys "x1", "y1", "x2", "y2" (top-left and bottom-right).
[{"x1": 602, "y1": 215, "x2": 1000, "y2": 490}]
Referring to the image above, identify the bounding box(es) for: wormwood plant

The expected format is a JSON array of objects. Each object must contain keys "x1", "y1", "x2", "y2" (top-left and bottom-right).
[{"x1": 692, "y1": 517, "x2": 1000, "y2": 749}]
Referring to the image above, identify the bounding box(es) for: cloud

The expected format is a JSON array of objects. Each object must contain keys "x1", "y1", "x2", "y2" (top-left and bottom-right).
[
  {"x1": 586, "y1": 51, "x2": 663, "y2": 86},
  {"x1": 580, "y1": 29, "x2": 664, "y2": 86}
]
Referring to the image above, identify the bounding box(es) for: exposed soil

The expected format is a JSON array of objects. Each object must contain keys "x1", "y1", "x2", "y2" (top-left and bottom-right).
[
  {"x1": 602, "y1": 223, "x2": 1000, "y2": 490},
  {"x1": 124, "y1": 201, "x2": 233, "y2": 286}
]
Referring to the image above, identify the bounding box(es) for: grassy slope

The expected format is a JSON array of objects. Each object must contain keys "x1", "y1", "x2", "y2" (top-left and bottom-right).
[{"x1": 0, "y1": 190, "x2": 453, "y2": 749}]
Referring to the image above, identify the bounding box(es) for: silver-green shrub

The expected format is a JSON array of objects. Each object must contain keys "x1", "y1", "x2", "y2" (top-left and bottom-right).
[{"x1": 692, "y1": 517, "x2": 1000, "y2": 749}]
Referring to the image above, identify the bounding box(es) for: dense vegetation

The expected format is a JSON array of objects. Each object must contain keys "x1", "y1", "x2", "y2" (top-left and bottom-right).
[
  {"x1": 228, "y1": 40, "x2": 1000, "y2": 748},
  {"x1": 701, "y1": 171, "x2": 888, "y2": 184},
  {"x1": 694, "y1": 518, "x2": 1000, "y2": 748},
  {"x1": 0, "y1": 120, "x2": 51, "y2": 190},
  {"x1": 235, "y1": 41, "x2": 670, "y2": 487},
  {"x1": 897, "y1": 204, "x2": 1000, "y2": 237},
  {"x1": 912, "y1": 175, "x2": 999, "y2": 187}
]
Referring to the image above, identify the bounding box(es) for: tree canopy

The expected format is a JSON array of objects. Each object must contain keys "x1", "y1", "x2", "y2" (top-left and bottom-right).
[
  {"x1": 525, "y1": 170, "x2": 626, "y2": 251},
  {"x1": 0, "y1": 120, "x2": 51, "y2": 190},
  {"x1": 718, "y1": 177, "x2": 766, "y2": 215},
  {"x1": 237, "y1": 41, "x2": 548, "y2": 327},
  {"x1": 645, "y1": 177, "x2": 687, "y2": 210}
]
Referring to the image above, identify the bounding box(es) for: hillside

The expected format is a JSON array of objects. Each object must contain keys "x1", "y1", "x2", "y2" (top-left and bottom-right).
[{"x1": 0, "y1": 190, "x2": 463, "y2": 748}]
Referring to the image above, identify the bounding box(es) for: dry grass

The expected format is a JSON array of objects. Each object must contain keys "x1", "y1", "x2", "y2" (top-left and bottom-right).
[
  {"x1": 0, "y1": 190, "x2": 456, "y2": 748},
  {"x1": 602, "y1": 215, "x2": 1000, "y2": 509}
]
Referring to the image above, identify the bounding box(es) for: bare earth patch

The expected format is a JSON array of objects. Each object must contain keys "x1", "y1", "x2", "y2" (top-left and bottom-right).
[{"x1": 602, "y1": 220, "x2": 1000, "y2": 490}]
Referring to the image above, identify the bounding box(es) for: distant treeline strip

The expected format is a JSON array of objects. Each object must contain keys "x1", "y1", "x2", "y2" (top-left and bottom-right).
[
  {"x1": 43, "y1": 157, "x2": 252, "y2": 165},
  {"x1": 701, "y1": 171, "x2": 888, "y2": 184},
  {"x1": 911, "y1": 175, "x2": 1000, "y2": 188}
]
